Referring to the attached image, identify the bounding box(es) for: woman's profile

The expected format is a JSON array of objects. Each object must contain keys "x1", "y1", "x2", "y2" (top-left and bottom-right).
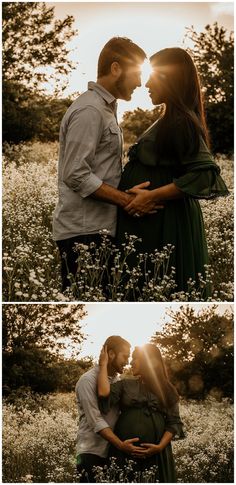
[
  {"x1": 98, "y1": 343, "x2": 184, "y2": 482},
  {"x1": 118, "y1": 47, "x2": 229, "y2": 296}
]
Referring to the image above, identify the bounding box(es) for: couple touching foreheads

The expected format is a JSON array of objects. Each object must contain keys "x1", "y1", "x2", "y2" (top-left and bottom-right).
[
  {"x1": 75, "y1": 336, "x2": 184, "y2": 483},
  {"x1": 53, "y1": 37, "x2": 228, "y2": 297}
]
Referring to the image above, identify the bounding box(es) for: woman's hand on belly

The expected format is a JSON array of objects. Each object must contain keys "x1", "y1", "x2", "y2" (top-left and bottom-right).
[
  {"x1": 119, "y1": 437, "x2": 141, "y2": 455},
  {"x1": 124, "y1": 185, "x2": 164, "y2": 216},
  {"x1": 131, "y1": 442, "x2": 163, "y2": 458}
]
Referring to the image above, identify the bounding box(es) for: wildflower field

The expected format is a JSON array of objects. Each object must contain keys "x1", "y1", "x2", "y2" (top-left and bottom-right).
[
  {"x1": 3, "y1": 142, "x2": 234, "y2": 301},
  {"x1": 2, "y1": 392, "x2": 233, "y2": 483}
]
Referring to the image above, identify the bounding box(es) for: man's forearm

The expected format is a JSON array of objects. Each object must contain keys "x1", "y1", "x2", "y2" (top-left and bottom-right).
[
  {"x1": 92, "y1": 183, "x2": 133, "y2": 207},
  {"x1": 98, "y1": 427, "x2": 140, "y2": 455},
  {"x1": 98, "y1": 427, "x2": 123, "y2": 450}
]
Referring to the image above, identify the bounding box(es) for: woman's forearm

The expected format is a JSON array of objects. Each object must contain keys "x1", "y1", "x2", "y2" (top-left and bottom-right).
[
  {"x1": 150, "y1": 182, "x2": 185, "y2": 202},
  {"x1": 158, "y1": 431, "x2": 174, "y2": 450},
  {"x1": 97, "y1": 364, "x2": 110, "y2": 397},
  {"x1": 124, "y1": 182, "x2": 185, "y2": 216},
  {"x1": 131, "y1": 430, "x2": 175, "y2": 458}
]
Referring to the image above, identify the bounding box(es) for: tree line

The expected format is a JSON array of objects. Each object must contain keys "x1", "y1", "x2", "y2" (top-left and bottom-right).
[
  {"x1": 152, "y1": 305, "x2": 233, "y2": 400},
  {"x1": 2, "y1": 304, "x2": 233, "y2": 400},
  {"x1": 2, "y1": 3, "x2": 234, "y2": 154},
  {"x1": 2, "y1": 304, "x2": 93, "y2": 395}
]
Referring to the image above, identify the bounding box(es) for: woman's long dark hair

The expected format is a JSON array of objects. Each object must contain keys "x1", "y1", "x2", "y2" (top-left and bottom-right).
[
  {"x1": 150, "y1": 47, "x2": 210, "y2": 162},
  {"x1": 134, "y1": 344, "x2": 179, "y2": 410}
]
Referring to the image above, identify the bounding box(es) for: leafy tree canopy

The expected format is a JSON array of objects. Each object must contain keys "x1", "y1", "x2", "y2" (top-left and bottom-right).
[
  {"x1": 152, "y1": 305, "x2": 233, "y2": 363},
  {"x1": 151, "y1": 305, "x2": 233, "y2": 399},
  {"x1": 2, "y1": 305, "x2": 93, "y2": 395},
  {"x1": 2, "y1": 2, "x2": 77, "y2": 91},
  {"x1": 3, "y1": 304, "x2": 86, "y2": 356},
  {"x1": 185, "y1": 22, "x2": 234, "y2": 105}
]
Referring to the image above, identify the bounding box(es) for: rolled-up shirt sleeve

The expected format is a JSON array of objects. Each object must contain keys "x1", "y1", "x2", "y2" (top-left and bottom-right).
[
  {"x1": 76, "y1": 377, "x2": 110, "y2": 434},
  {"x1": 62, "y1": 106, "x2": 104, "y2": 198}
]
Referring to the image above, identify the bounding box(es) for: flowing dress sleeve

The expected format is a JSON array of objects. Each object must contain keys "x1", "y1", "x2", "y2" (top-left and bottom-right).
[
  {"x1": 99, "y1": 380, "x2": 124, "y2": 414},
  {"x1": 173, "y1": 138, "x2": 229, "y2": 199},
  {"x1": 165, "y1": 401, "x2": 185, "y2": 439}
]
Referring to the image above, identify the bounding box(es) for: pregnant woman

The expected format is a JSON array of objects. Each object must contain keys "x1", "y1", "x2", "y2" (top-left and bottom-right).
[
  {"x1": 98, "y1": 344, "x2": 184, "y2": 482},
  {"x1": 118, "y1": 47, "x2": 229, "y2": 296}
]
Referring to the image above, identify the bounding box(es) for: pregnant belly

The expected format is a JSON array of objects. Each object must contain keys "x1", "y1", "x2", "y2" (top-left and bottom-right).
[
  {"x1": 114, "y1": 408, "x2": 165, "y2": 445},
  {"x1": 119, "y1": 161, "x2": 172, "y2": 192}
]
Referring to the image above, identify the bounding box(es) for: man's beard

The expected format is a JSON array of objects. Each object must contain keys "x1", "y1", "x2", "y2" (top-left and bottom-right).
[
  {"x1": 115, "y1": 72, "x2": 130, "y2": 100},
  {"x1": 112, "y1": 358, "x2": 124, "y2": 374}
]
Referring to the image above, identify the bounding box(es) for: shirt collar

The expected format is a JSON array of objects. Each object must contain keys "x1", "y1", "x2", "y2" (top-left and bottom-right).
[{"x1": 88, "y1": 81, "x2": 117, "y2": 107}]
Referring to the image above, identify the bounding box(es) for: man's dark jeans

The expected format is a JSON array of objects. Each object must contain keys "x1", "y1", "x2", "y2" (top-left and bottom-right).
[
  {"x1": 57, "y1": 233, "x2": 115, "y2": 293},
  {"x1": 77, "y1": 453, "x2": 107, "y2": 482}
]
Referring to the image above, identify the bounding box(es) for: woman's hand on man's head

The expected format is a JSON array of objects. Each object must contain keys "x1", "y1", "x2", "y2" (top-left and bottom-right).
[{"x1": 99, "y1": 345, "x2": 109, "y2": 367}]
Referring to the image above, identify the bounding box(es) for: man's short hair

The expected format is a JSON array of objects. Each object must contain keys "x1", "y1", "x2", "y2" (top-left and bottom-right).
[
  {"x1": 97, "y1": 37, "x2": 146, "y2": 77},
  {"x1": 104, "y1": 335, "x2": 131, "y2": 355}
]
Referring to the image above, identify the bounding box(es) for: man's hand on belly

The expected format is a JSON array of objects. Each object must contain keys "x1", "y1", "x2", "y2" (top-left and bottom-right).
[{"x1": 124, "y1": 185, "x2": 164, "y2": 216}]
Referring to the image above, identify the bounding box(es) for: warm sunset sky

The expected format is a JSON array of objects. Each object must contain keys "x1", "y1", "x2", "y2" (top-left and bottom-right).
[
  {"x1": 76, "y1": 302, "x2": 232, "y2": 359},
  {"x1": 49, "y1": 1, "x2": 234, "y2": 119}
]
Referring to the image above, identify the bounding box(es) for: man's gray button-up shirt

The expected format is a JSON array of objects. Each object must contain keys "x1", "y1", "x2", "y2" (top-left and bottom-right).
[
  {"x1": 75, "y1": 365, "x2": 120, "y2": 458},
  {"x1": 53, "y1": 81, "x2": 123, "y2": 241}
]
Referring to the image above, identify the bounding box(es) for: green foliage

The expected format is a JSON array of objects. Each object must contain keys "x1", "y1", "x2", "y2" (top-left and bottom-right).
[
  {"x1": 2, "y1": 304, "x2": 88, "y2": 394},
  {"x1": 3, "y1": 304, "x2": 86, "y2": 353},
  {"x1": 185, "y1": 22, "x2": 234, "y2": 154},
  {"x1": 3, "y1": 352, "x2": 93, "y2": 395},
  {"x1": 185, "y1": 23, "x2": 233, "y2": 105},
  {"x1": 152, "y1": 305, "x2": 233, "y2": 399},
  {"x1": 121, "y1": 106, "x2": 163, "y2": 146},
  {"x1": 49, "y1": 357, "x2": 94, "y2": 393},
  {"x1": 3, "y1": 81, "x2": 72, "y2": 143},
  {"x1": 2, "y1": 2, "x2": 77, "y2": 143},
  {"x1": 2, "y1": 2, "x2": 77, "y2": 88},
  {"x1": 3, "y1": 348, "x2": 63, "y2": 394}
]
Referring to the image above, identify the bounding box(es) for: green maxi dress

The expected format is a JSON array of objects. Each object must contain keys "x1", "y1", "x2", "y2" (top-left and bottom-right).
[
  {"x1": 117, "y1": 121, "x2": 229, "y2": 295},
  {"x1": 100, "y1": 378, "x2": 184, "y2": 483}
]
